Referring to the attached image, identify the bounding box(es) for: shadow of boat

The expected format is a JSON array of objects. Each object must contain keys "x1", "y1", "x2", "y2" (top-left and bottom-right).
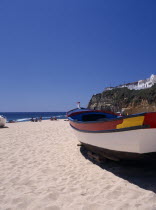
[
  {"x1": 0, "y1": 126, "x2": 9, "y2": 129},
  {"x1": 80, "y1": 146, "x2": 156, "y2": 193}
]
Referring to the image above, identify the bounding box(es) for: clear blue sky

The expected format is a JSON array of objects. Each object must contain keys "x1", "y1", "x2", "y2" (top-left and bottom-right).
[{"x1": 1, "y1": 0, "x2": 156, "y2": 111}]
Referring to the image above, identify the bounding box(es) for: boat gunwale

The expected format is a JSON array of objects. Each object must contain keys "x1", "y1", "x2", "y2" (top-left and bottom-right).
[{"x1": 66, "y1": 108, "x2": 120, "y2": 117}]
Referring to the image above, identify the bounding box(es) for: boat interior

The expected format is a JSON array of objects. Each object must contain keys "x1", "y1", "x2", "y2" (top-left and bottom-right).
[{"x1": 70, "y1": 111, "x2": 119, "y2": 122}]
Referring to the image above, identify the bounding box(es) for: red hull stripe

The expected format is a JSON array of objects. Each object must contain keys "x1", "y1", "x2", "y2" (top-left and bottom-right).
[
  {"x1": 70, "y1": 119, "x2": 123, "y2": 131},
  {"x1": 144, "y1": 113, "x2": 156, "y2": 128},
  {"x1": 70, "y1": 124, "x2": 149, "y2": 133}
]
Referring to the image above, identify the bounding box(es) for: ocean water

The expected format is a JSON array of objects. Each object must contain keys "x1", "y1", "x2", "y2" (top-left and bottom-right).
[{"x1": 0, "y1": 112, "x2": 67, "y2": 122}]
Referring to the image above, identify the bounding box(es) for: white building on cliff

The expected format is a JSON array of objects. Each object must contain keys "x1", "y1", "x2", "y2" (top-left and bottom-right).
[{"x1": 105, "y1": 74, "x2": 156, "y2": 91}]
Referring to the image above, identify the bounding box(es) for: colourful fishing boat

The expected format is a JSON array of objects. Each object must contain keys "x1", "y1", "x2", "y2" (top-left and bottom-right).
[{"x1": 67, "y1": 103, "x2": 156, "y2": 161}]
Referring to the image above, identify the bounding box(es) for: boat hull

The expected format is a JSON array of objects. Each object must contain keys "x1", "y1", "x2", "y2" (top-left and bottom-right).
[
  {"x1": 0, "y1": 117, "x2": 6, "y2": 127},
  {"x1": 72, "y1": 128, "x2": 156, "y2": 154},
  {"x1": 81, "y1": 142, "x2": 156, "y2": 161},
  {"x1": 67, "y1": 108, "x2": 156, "y2": 160}
]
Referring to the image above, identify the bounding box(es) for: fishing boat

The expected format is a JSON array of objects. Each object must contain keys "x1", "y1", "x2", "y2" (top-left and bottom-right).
[
  {"x1": 67, "y1": 103, "x2": 156, "y2": 161},
  {"x1": 0, "y1": 115, "x2": 6, "y2": 127}
]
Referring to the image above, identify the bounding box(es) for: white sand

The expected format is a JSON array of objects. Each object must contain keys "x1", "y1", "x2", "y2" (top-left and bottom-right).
[{"x1": 1, "y1": 120, "x2": 156, "y2": 210}]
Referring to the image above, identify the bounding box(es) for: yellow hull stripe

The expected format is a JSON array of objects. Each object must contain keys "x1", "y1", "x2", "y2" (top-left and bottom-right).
[{"x1": 116, "y1": 116, "x2": 144, "y2": 129}]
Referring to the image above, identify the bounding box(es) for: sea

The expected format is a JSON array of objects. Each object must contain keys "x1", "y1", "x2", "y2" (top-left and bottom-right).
[{"x1": 0, "y1": 112, "x2": 67, "y2": 123}]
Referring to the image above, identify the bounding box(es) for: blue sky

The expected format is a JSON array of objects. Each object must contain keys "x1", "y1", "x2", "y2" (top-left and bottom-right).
[{"x1": 0, "y1": 0, "x2": 156, "y2": 111}]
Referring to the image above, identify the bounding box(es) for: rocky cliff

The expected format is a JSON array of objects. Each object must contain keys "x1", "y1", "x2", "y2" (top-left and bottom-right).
[{"x1": 88, "y1": 84, "x2": 156, "y2": 115}]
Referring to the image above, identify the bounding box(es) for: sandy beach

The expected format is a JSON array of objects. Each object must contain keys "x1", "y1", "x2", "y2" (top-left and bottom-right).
[{"x1": 1, "y1": 120, "x2": 156, "y2": 210}]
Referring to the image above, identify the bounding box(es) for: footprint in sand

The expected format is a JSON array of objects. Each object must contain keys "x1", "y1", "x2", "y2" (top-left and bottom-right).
[
  {"x1": 44, "y1": 192, "x2": 59, "y2": 201},
  {"x1": 45, "y1": 206, "x2": 60, "y2": 210},
  {"x1": 82, "y1": 203, "x2": 104, "y2": 210}
]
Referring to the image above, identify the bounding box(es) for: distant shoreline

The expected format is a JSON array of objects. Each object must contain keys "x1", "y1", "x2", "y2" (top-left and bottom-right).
[{"x1": 0, "y1": 112, "x2": 67, "y2": 122}]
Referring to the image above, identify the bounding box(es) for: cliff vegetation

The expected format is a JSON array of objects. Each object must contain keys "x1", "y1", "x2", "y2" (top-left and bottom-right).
[{"x1": 88, "y1": 84, "x2": 156, "y2": 115}]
